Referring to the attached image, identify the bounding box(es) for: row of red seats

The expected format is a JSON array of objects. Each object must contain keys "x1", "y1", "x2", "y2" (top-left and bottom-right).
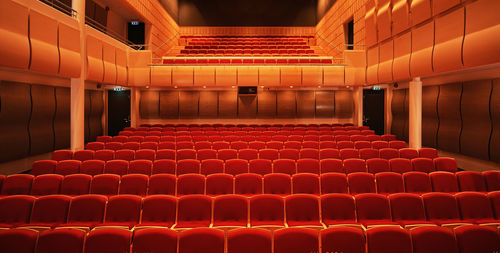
[
  {"x1": 187, "y1": 41, "x2": 308, "y2": 45},
  {"x1": 39, "y1": 156, "x2": 455, "y2": 176},
  {"x1": 163, "y1": 57, "x2": 333, "y2": 65},
  {"x1": 7, "y1": 170, "x2": 500, "y2": 196},
  {"x1": 2, "y1": 192, "x2": 500, "y2": 230},
  {"x1": 59, "y1": 147, "x2": 438, "y2": 163},
  {"x1": 119, "y1": 129, "x2": 376, "y2": 135},
  {"x1": 85, "y1": 141, "x2": 407, "y2": 153},
  {"x1": 4, "y1": 225, "x2": 497, "y2": 253},
  {"x1": 180, "y1": 48, "x2": 313, "y2": 54},
  {"x1": 184, "y1": 45, "x2": 311, "y2": 49},
  {"x1": 138, "y1": 123, "x2": 355, "y2": 127}
]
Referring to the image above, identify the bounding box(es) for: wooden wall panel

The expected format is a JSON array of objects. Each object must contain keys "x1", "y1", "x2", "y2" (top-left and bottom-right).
[
  {"x1": 199, "y1": 91, "x2": 218, "y2": 118},
  {"x1": 433, "y1": 7, "x2": 464, "y2": 74},
  {"x1": 238, "y1": 96, "x2": 257, "y2": 118},
  {"x1": 218, "y1": 91, "x2": 237, "y2": 118},
  {"x1": 410, "y1": 21, "x2": 434, "y2": 77},
  {"x1": 276, "y1": 90, "x2": 296, "y2": 118},
  {"x1": 179, "y1": 91, "x2": 199, "y2": 118},
  {"x1": 393, "y1": 32, "x2": 411, "y2": 81},
  {"x1": 491, "y1": 78, "x2": 500, "y2": 163},
  {"x1": 102, "y1": 43, "x2": 117, "y2": 84},
  {"x1": 296, "y1": 91, "x2": 315, "y2": 118},
  {"x1": 160, "y1": 91, "x2": 179, "y2": 119},
  {"x1": 54, "y1": 87, "x2": 70, "y2": 150},
  {"x1": 257, "y1": 90, "x2": 276, "y2": 118},
  {"x1": 391, "y1": 89, "x2": 407, "y2": 141},
  {"x1": 302, "y1": 66, "x2": 323, "y2": 86},
  {"x1": 334, "y1": 90, "x2": 354, "y2": 119},
  {"x1": 29, "y1": 10, "x2": 59, "y2": 75},
  {"x1": 0, "y1": 82, "x2": 31, "y2": 163},
  {"x1": 315, "y1": 91, "x2": 335, "y2": 118},
  {"x1": 140, "y1": 91, "x2": 160, "y2": 119},
  {"x1": 89, "y1": 91, "x2": 104, "y2": 142},
  {"x1": 281, "y1": 66, "x2": 302, "y2": 86},
  {"x1": 460, "y1": 80, "x2": 492, "y2": 160},
  {"x1": 437, "y1": 83, "x2": 462, "y2": 153},
  {"x1": 172, "y1": 66, "x2": 194, "y2": 87},
  {"x1": 58, "y1": 22, "x2": 81, "y2": 78},
  {"x1": 84, "y1": 91, "x2": 91, "y2": 142},
  {"x1": 216, "y1": 67, "x2": 237, "y2": 86},
  {"x1": 237, "y1": 67, "x2": 258, "y2": 86},
  {"x1": 0, "y1": 0, "x2": 30, "y2": 70},
  {"x1": 421, "y1": 85, "x2": 439, "y2": 147},
  {"x1": 194, "y1": 66, "x2": 215, "y2": 86},
  {"x1": 29, "y1": 85, "x2": 55, "y2": 155}
]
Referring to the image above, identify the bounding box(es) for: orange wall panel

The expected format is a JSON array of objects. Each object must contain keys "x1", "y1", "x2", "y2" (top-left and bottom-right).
[
  {"x1": 172, "y1": 66, "x2": 194, "y2": 86},
  {"x1": 302, "y1": 66, "x2": 323, "y2": 86},
  {"x1": 432, "y1": 0, "x2": 460, "y2": 16},
  {"x1": 215, "y1": 66, "x2": 237, "y2": 86},
  {"x1": 392, "y1": 0, "x2": 410, "y2": 35},
  {"x1": 58, "y1": 23, "x2": 81, "y2": 78},
  {"x1": 151, "y1": 66, "x2": 172, "y2": 87},
  {"x1": 86, "y1": 35, "x2": 104, "y2": 82},
  {"x1": 410, "y1": 0, "x2": 432, "y2": 26},
  {"x1": 0, "y1": 0, "x2": 30, "y2": 69},
  {"x1": 378, "y1": 40, "x2": 394, "y2": 83},
  {"x1": 377, "y1": 2, "x2": 392, "y2": 42},
  {"x1": 259, "y1": 67, "x2": 280, "y2": 87},
  {"x1": 237, "y1": 67, "x2": 259, "y2": 86},
  {"x1": 115, "y1": 49, "x2": 127, "y2": 85},
  {"x1": 128, "y1": 50, "x2": 151, "y2": 86},
  {"x1": 366, "y1": 46, "x2": 379, "y2": 84},
  {"x1": 29, "y1": 10, "x2": 59, "y2": 75},
  {"x1": 323, "y1": 66, "x2": 345, "y2": 86},
  {"x1": 102, "y1": 42, "x2": 117, "y2": 85},
  {"x1": 463, "y1": 0, "x2": 500, "y2": 68},
  {"x1": 365, "y1": 7, "x2": 378, "y2": 47},
  {"x1": 410, "y1": 22, "x2": 434, "y2": 77},
  {"x1": 194, "y1": 66, "x2": 215, "y2": 86},
  {"x1": 280, "y1": 66, "x2": 302, "y2": 86},
  {"x1": 433, "y1": 7, "x2": 464, "y2": 74},
  {"x1": 393, "y1": 32, "x2": 411, "y2": 81}
]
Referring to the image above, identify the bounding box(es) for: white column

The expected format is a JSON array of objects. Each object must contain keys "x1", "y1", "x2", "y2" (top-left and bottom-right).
[
  {"x1": 353, "y1": 86, "x2": 364, "y2": 126},
  {"x1": 409, "y1": 77, "x2": 423, "y2": 149},
  {"x1": 385, "y1": 85, "x2": 393, "y2": 134},
  {"x1": 70, "y1": 0, "x2": 86, "y2": 150},
  {"x1": 130, "y1": 87, "x2": 141, "y2": 128}
]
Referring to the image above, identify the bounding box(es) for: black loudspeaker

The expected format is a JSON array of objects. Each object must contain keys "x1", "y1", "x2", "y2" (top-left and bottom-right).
[{"x1": 238, "y1": 86, "x2": 257, "y2": 96}]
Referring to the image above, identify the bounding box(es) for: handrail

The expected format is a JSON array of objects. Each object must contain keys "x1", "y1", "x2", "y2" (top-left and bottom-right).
[
  {"x1": 315, "y1": 32, "x2": 343, "y2": 54},
  {"x1": 40, "y1": 0, "x2": 77, "y2": 17},
  {"x1": 153, "y1": 33, "x2": 180, "y2": 54}
]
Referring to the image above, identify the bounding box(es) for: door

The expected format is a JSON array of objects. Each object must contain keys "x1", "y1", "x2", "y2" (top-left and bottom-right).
[
  {"x1": 363, "y1": 89, "x2": 385, "y2": 135},
  {"x1": 108, "y1": 90, "x2": 130, "y2": 136}
]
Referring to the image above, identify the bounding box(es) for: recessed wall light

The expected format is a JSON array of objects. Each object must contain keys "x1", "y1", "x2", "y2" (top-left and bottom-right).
[
  {"x1": 290, "y1": 85, "x2": 294, "y2": 88},
  {"x1": 146, "y1": 86, "x2": 150, "y2": 89},
  {"x1": 203, "y1": 86, "x2": 206, "y2": 88},
  {"x1": 174, "y1": 86, "x2": 178, "y2": 88}
]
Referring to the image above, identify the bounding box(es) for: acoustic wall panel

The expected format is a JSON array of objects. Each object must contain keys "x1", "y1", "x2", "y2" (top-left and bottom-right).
[
  {"x1": 392, "y1": 0, "x2": 410, "y2": 35},
  {"x1": 89, "y1": 91, "x2": 104, "y2": 142},
  {"x1": 437, "y1": 83, "x2": 462, "y2": 153},
  {"x1": 491, "y1": 78, "x2": 500, "y2": 162},
  {"x1": 194, "y1": 66, "x2": 215, "y2": 86},
  {"x1": 172, "y1": 66, "x2": 194, "y2": 86},
  {"x1": 276, "y1": 90, "x2": 296, "y2": 118},
  {"x1": 0, "y1": 82, "x2": 31, "y2": 163},
  {"x1": 218, "y1": 91, "x2": 237, "y2": 118},
  {"x1": 140, "y1": 91, "x2": 160, "y2": 119},
  {"x1": 238, "y1": 96, "x2": 257, "y2": 118},
  {"x1": 302, "y1": 66, "x2": 323, "y2": 86},
  {"x1": 84, "y1": 91, "x2": 91, "y2": 142},
  {"x1": 237, "y1": 67, "x2": 258, "y2": 86},
  {"x1": 58, "y1": 22, "x2": 81, "y2": 78},
  {"x1": 410, "y1": 21, "x2": 434, "y2": 77},
  {"x1": 378, "y1": 40, "x2": 394, "y2": 83},
  {"x1": 410, "y1": 0, "x2": 432, "y2": 25},
  {"x1": 151, "y1": 66, "x2": 172, "y2": 86},
  {"x1": 280, "y1": 66, "x2": 302, "y2": 86},
  {"x1": 323, "y1": 66, "x2": 344, "y2": 86},
  {"x1": 179, "y1": 91, "x2": 199, "y2": 118},
  {"x1": 102, "y1": 43, "x2": 117, "y2": 84},
  {"x1": 315, "y1": 91, "x2": 335, "y2": 118},
  {"x1": 365, "y1": 2, "x2": 378, "y2": 47},
  {"x1": 29, "y1": 85, "x2": 55, "y2": 155},
  {"x1": 433, "y1": 7, "x2": 464, "y2": 74},
  {"x1": 391, "y1": 89, "x2": 407, "y2": 141},
  {"x1": 366, "y1": 46, "x2": 379, "y2": 84},
  {"x1": 115, "y1": 49, "x2": 127, "y2": 85},
  {"x1": 334, "y1": 90, "x2": 354, "y2": 119},
  {"x1": 433, "y1": 0, "x2": 460, "y2": 15},
  {"x1": 159, "y1": 91, "x2": 179, "y2": 119},
  {"x1": 460, "y1": 80, "x2": 491, "y2": 160},
  {"x1": 296, "y1": 91, "x2": 315, "y2": 118},
  {"x1": 259, "y1": 67, "x2": 280, "y2": 86},
  {"x1": 29, "y1": 10, "x2": 59, "y2": 75},
  {"x1": 257, "y1": 90, "x2": 276, "y2": 118},
  {"x1": 393, "y1": 32, "x2": 411, "y2": 81},
  {"x1": 199, "y1": 91, "x2": 218, "y2": 118},
  {"x1": 0, "y1": 0, "x2": 30, "y2": 69},
  {"x1": 421, "y1": 85, "x2": 439, "y2": 147},
  {"x1": 86, "y1": 35, "x2": 104, "y2": 82},
  {"x1": 463, "y1": 0, "x2": 500, "y2": 68},
  {"x1": 54, "y1": 87, "x2": 70, "y2": 150},
  {"x1": 377, "y1": 1, "x2": 392, "y2": 41},
  {"x1": 216, "y1": 67, "x2": 237, "y2": 86}
]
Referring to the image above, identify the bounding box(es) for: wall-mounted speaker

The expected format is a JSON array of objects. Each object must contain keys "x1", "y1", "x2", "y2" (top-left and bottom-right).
[{"x1": 238, "y1": 86, "x2": 257, "y2": 96}]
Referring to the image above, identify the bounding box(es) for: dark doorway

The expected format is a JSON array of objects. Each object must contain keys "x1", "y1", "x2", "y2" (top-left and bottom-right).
[
  {"x1": 363, "y1": 89, "x2": 385, "y2": 135},
  {"x1": 108, "y1": 90, "x2": 130, "y2": 136},
  {"x1": 128, "y1": 21, "x2": 145, "y2": 48},
  {"x1": 345, "y1": 19, "x2": 354, "y2": 50}
]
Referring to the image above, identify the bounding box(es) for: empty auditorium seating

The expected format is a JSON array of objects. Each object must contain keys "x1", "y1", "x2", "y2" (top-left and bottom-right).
[
  {"x1": 285, "y1": 194, "x2": 323, "y2": 228},
  {"x1": 320, "y1": 193, "x2": 357, "y2": 226},
  {"x1": 355, "y1": 193, "x2": 397, "y2": 226},
  {"x1": 274, "y1": 228, "x2": 319, "y2": 253},
  {"x1": 366, "y1": 226, "x2": 412, "y2": 253},
  {"x1": 212, "y1": 194, "x2": 248, "y2": 228},
  {"x1": 65, "y1": 194, "x2": 107, "y2": 229},
  {"x1": 132, "y1": 228, "x2": 177, "y2": 253},
  {"x1": 176, "y1": 195, "x2": 212, "y2": 228},
  {"x1": 84, "y1": 228, "x2": 132, "y2": 253},
  {"x1": 235, "y1": 173, "x2": 262, "y2": 195}
]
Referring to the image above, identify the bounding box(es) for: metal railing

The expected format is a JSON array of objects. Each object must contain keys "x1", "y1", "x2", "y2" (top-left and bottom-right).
[
  {"x1": 39, "y1": 0, "x2": 77, "y2": 17},
  {"x1": 85, "y1": 16, "x2": 146, "y2": 50},
  {"x1": 315, "y1": 32, "x2": 344, "y2": 54},
  {"x1": 153, "y1": 33, "x2": 180, "y2": 55}
]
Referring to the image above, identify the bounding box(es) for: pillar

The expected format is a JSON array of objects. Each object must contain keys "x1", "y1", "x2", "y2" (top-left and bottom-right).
[
  {"x1": 353, "y1": 86, "x2": 364, "y2": 126},
  {"x1": 70, "y1": 0, "x2": 86, "y2": 150},
  {"x1": 385, "y1": 85, "x2": 393, "y2": 134},
  {"x1": 409, "y1": 77, "x2": 422, "y2": 149},
  {"x1": 130, "y1": 87, "x2": 141, "y2": 128}
]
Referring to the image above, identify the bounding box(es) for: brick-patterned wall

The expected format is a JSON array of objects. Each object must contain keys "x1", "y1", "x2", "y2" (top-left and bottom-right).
[
  {"x1": 315, "y1": 0, "x2": 367, "y2": 59},
  {"x1": 118, "y1": 0, "x2": 179, "y2": 57}
]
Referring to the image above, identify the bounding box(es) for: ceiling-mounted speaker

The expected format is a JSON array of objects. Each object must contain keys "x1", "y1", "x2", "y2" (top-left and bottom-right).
[{"x1": 238, "y1": 86, "x2": 257, "y2": 96}]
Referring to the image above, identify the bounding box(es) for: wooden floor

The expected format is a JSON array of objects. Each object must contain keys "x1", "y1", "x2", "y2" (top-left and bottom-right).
[{"x1": 0, "y1": 153, "x2": 51, "y2": 175}]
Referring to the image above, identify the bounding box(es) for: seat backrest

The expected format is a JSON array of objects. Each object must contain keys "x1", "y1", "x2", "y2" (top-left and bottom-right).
[
  {"x1": 285, "y1": 194, "x2": 320, "y2": 226},
  {"x1": 355, "y1": 193, "x2": 391, "y2": 221},
  {"x1": 225, "y1": 159, "x2": 249, "y2": 176},
  {"x1": 366, "y1": 226, "x2": 412, "y2": 253},
  {"x1": 403, "y1": 172, "x2": 432, "y2": 194},
  {"x1": 348, "y1": 172, "x2": 376, "y2": 194},
  {"x1": 320, "y1": 193, "x2": 356, "y2": 224},
  {"x1": 410, "y1": 226, "x2": 458, "y2": 253},
  {"x1": 422, "y1": 192, "x2": 461, "y2": 221},
  {"x1": 292, "y1": 173, "x2": 320, "y2": 195},
  {"x1": 249, "y1": 194, "x2": 284, "y2": 226},
  {"x1": 141, "y1": 196, "x2": 177, "y2": 227},
  {"x1": 429, "y1": 171, "x2": 459, "y2": 193},
  {"x1": 177, "y1": 196, "x2": 212, "y2": 228},
  {"x1": 90, "y1": 174, "x2": 120, "y2": 195},
  {"x1": 177, "y1": 174, "x2": 205, "y2": 196},
  {"x1": 60, "y1": 174, "x2": 91, "y2": 195},
  {"x1": 132, "y1": 228, "x2": 177, "y2": 253},
  {"x1": 105, "y1": 195, "x2": 142, "y2": 224},
  {"x1": 321, "y1": 227, "x2": 366, "y2": 253},
  {"x1": 273, "y1": 159, "x2": 296, "y2": 175},
  {"x1": 84, "y1": 228, "x2": 132, "y2": 253},
  {"x1": 274, "y1": 228, "x2": 319, "y2": 253},
  {"x1": 0, "y1": 229, "x2": 38, "y2": 253},
  {"x1": 179, "y1": 228, "x2": 224, "y2": 253},
  {"x1": 227, "y1": 228, "x2": 272, "y2": 253},
  {"x1": 249, "y1": 159, "x2": 272, "y2": 175},
  {"x1": 31, "y1": 174, "x2": 63, "y2": 196},
  {"x1": 68, "y1": 194, "x2": 107, "y2": 224},
  {"x1": 206, "y1": 173, "x2": 234, "y2": 196},
  {"x1": 456, "y1": 192, "x2": 494, "y2": 220},
  {"x1": 213, "y1": 195, "x2": 248, "y2": 227},
  {"x1": 389, "y1": 193, "x2": 426, "y2": 222},
  {"x1": 0, "y1": 195, "x2": 36, "y2": 225},
  {"x1": 1, "y1": 174, "x2": 34, "y2": 195},
  {"x1": 367, "y1": 158, "x2": 390, "y2": 174},
  {"x1": 119, "y1": 174, "x2": 149, "y2": 196},
  {"x1": 457, "y1": 171, "x2": 487, "y2": 192},
  {"x1": 235, "y1": 173, "x2": 263, "y2": 196},
  {"x1": 375, "y1": 172, "x2": 404, "y2": 194},
  {"x1": 455, "y1": 225, "x2": 500, "y2": 253},
  {"x1": 148, "y1": 174, "x2": 176, "y2": 195},
  {"x1": 31, "y1": 195, "x2": 71, "y2": 224},
  {"x1": 263, "y1": 173, "x2": 291, "y2": 195}
]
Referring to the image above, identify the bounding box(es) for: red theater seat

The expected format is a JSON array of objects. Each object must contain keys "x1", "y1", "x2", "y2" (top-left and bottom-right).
[
  {"x1": 455, "y1": 225, "x2": 500, "y2": 253},
  {"x1": 148, "y1": 174, "x2": 176, "y2": 195},
  {"x1": 80, "y1": 160, "x2": 105, "y2": 176},
  {"x1": 285, "y1": 194, "x2": 323, "y2": 227},
  {"x1": 274, "y1": 228, "x2": 319, "y2": 253},
  {"x1": 73, "y1": 150, "x2": 94, "y2": 162},
  {"x1": 119, "y1": 174, "x2": 148, "y2": 196},
  {"x1": 52, "y1": 150, "x2": 73, "y2": 161},
  {"x1": 176, "y1": 195, "x2": 212, "y2": 228},
  {"x1": 320, "y1": 193, "x2": 357, "y2": 226},
  {"x1": 250, "y1": 194, "x2": 285, "y2": 227},
  {"x1": 235, "y1": 173, "x2": 262, "y2": 195},
  {"x1": 178, "y1": 228, "x2": 224, "y2": 253},
  {"x1": 129, "y1": 160, "x2": 153, "y2": 175},
  {"x1": 60, "y1": 174, "x2": 91, "y2": 195},
  {"x1": 30, "y1": 174, "x2": 63, "y2": 196},
  {"x1": 320, "y1": 159, "x2": 343, "y2": 173},
  {"x1": 249, "y1": 159, "x2": 272, "y2": 175},
  {"x1": 225, "y1": 159, "x2": 249, "y2": 176},
  {"x1": 55, "y1": 160, "x2": 81, "y2": 175},
  {"x1": 376, "y1": 172, "x2": 404, "y2": 195},
  {"x1": 29, "y1": 195, "x2": 71, "y2": 228},
  {"x1": 422, "y1": 192, "x2": 463, "y2": 225},
  {"x1": 412, "y1": 158, "x2": 435, "y2": 173},
  {"x1": 410, "y1": 226, "x2": 458, "y2": 253},
  {"x1": 0, "y1": 229, "x2": 38, "y2": 253},
  {"x1": 389, "y1": 193, "x2": 432, "y2": 226},
  {"x1": 273, "y1": 159, "x2": 296, "y2": 175},
  {"x1": 213, "y1": 195, "x2": 248, "y2": 228},
  {"x1": 90, "y1": 174, "x2": 120, "y2": 195},
  {"x1": 65, "y1": 194, "x2": 107, "y2": 229},
  {"x1": 355, "y1": 193, "x2": 397, "y2": 227},
  {"x1": 206, "y1": 174, "x2": 234, "y2": 196},
  {"x1": 390, "y1": 158, "x2": 412, "y2": 173},
  {"x1": 366, "y1": 226, "x2": 412, "y2": 253},
  {"x1": 152, "y1": 159, "x2": 176, "y2": 174},
  {"x1": 457, "y1": 171, "x2": 487, "y2": 192},
  {"x1": 0, "y1": 195, "x2": 36, "y2": 228},
  {"x1": 263, "y1": 173, "x2": 291, "y2": 195},
  {"x1": 139, "y1": 196, "x2": 177, "y2": 228},
  {"x1": 321, "y1": 227, "x2": 366, "y2": 253},
  {"x1": 201, "y1": 159, "x2": 224, "y2": 175},
  {"x1": 31, "y1": 160, "x2": 57, "y2": 176},
  {"x1": 227, "y1": 228, "x2": 272, "y2": 253},
  {"x1": 132, "y1": 228, "x2": 177, "y2": 253},
  {"x1": 104, "y1": 160, "x2": 128, "y2": 176},
  {"x1": 1, "y1": 174, "x2": 34, "y2": 195},
  {"x1": 177, "y1": 159, "x2": 201, "y2": 175},
  {"x1": 84, "y1": 228, "x2": 132, "y2": 253},
  {"x1": 456, "y1": 192, "x2": 497, "y2": 224},
  {"x1": 429, "y1": 171, "x2": 459, "y2": 193}
]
